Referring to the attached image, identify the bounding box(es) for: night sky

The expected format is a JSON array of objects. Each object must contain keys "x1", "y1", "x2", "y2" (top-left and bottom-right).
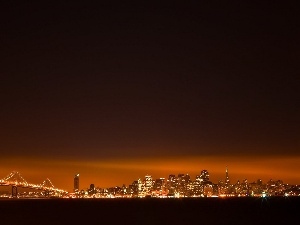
[{"x1": 0, "y1": 2, "x2": 299, "y2": 191}]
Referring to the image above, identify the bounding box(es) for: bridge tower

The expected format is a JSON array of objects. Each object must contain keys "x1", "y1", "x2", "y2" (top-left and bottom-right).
[
  {"x1": 3, "y1": 171, "x2": 28, "y2": 198},
  {"x1": 12, "y1": 185, "x2": 18, "y2": 198},
  {"x1": 43, "y1": 190, "x2": 50, "y2": 197},
  {"x1": 41, "y1": 178, "x2": 55, "y2": 197}
]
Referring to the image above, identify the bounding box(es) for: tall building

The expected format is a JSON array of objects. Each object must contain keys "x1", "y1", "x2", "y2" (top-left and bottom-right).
[
  {"x1": 153, "y1": 178, "x2": 165, "y2": 192},
  {"x1": 129, "y1": 180, "x2": 139, "y2": 196},
  {"x1": 225, "y1": 167, "x2": 230, "y2": 184},
  {"x1": 74, "y1": 173, "x2": 79, "y2": 193},
  {"x1": 198, "y1": 170, "x2": 213, "y2": 197},
  {"x1": 89, "y1": 183, "x2": 95, "y2": 195},
  {"x1": 167, "y1": 174, "x2": 177, "y2": 196},
  {"x1": 144, "y1": 175, "x2": 153, "y2": 194},
  {"x1": 200, "y1": 170, "x2": 210, "y2": 183}
]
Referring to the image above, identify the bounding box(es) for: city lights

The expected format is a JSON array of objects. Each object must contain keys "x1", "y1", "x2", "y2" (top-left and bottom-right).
[{"x1": 1, "y1": 169, "x2": 299, "y2": 199}]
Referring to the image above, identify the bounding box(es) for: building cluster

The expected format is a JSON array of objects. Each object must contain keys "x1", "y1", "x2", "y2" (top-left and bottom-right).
[{"x1": 70, "y1": 168, "x2": 300, "y2": 198}]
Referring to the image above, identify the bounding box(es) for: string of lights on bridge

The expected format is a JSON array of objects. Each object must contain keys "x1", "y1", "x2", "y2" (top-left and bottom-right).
[{"x1": 0, "y1": 171, "x2": 68, "y2": 194}]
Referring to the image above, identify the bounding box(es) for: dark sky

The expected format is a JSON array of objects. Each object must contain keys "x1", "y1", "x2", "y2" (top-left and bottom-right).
[{"x1": 1, "y1": 1, "x2": 299, "y2": 161}]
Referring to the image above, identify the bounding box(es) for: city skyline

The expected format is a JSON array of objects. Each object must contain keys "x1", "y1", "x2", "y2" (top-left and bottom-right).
[
  {"x1": 1, "y1": 155, "x2": 300, "y2": 192},
  {"x1": 1, "y1": 165, "x2": 299, "y2": 199},
  {"x1": 1, "y1": 2, "x2": 299, "y2": 193}
]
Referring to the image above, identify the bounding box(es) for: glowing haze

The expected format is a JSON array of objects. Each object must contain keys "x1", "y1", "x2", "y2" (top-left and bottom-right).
[{"x1": 1, "y1": 155, "x2": 299, "y2": 192}]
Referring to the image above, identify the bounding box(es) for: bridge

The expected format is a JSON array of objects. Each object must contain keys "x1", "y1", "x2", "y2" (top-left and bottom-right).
[{"x1": 0, "y1": 171, "x2": 68, "y2": 198}]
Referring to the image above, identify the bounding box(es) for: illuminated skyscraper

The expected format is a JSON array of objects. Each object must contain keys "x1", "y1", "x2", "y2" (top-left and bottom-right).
[
  {"x1": 167, "y1": 174, "x2": 177, "y2": 196},
  {"x1": 74, "y1": 173, "x2": 79, "y2": 193},
  {"x1": 200, "y1": 170, "x2": 210, "y2": 183},
  {"x1": 144, "y1": 175, "x2": 153, "y2": 194},
  {"x1": 153, "y1": 178, "x2": 165, "y2": 192},
  {"x1": 137, "y1": 178, "x2": 143, "y2": 193},
  {"x1": 225, "y1": 167, "x2": 230, "y2": 184}
]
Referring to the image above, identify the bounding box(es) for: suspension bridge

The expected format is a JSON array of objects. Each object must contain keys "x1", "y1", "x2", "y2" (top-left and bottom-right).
[{"x1": 0, "y1": 171, "x2": 68, "y2": 198}]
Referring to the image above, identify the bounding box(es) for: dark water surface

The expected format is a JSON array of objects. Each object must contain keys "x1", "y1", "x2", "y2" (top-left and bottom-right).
[{"x1": 0, "y1": 197, "x2": 299, "y2": 225}]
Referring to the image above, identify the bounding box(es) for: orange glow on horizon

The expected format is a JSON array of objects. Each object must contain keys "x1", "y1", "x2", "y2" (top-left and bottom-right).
[{"x1": 0, "y1": 155, "x2": 300, "y2": 192}]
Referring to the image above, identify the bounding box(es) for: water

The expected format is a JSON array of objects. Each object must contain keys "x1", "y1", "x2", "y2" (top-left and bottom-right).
[{"x1": 0, "y1": 197, "x2": 299, "y2": 225}]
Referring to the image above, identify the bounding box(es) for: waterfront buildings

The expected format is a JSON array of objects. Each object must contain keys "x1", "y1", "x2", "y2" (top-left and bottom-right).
[
  {"x1": 2, "y1": 168, "x2": 300, "y2": 199},
  {"x1": 71, "y1": 168, "x2": 300, "y2": 199}
]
